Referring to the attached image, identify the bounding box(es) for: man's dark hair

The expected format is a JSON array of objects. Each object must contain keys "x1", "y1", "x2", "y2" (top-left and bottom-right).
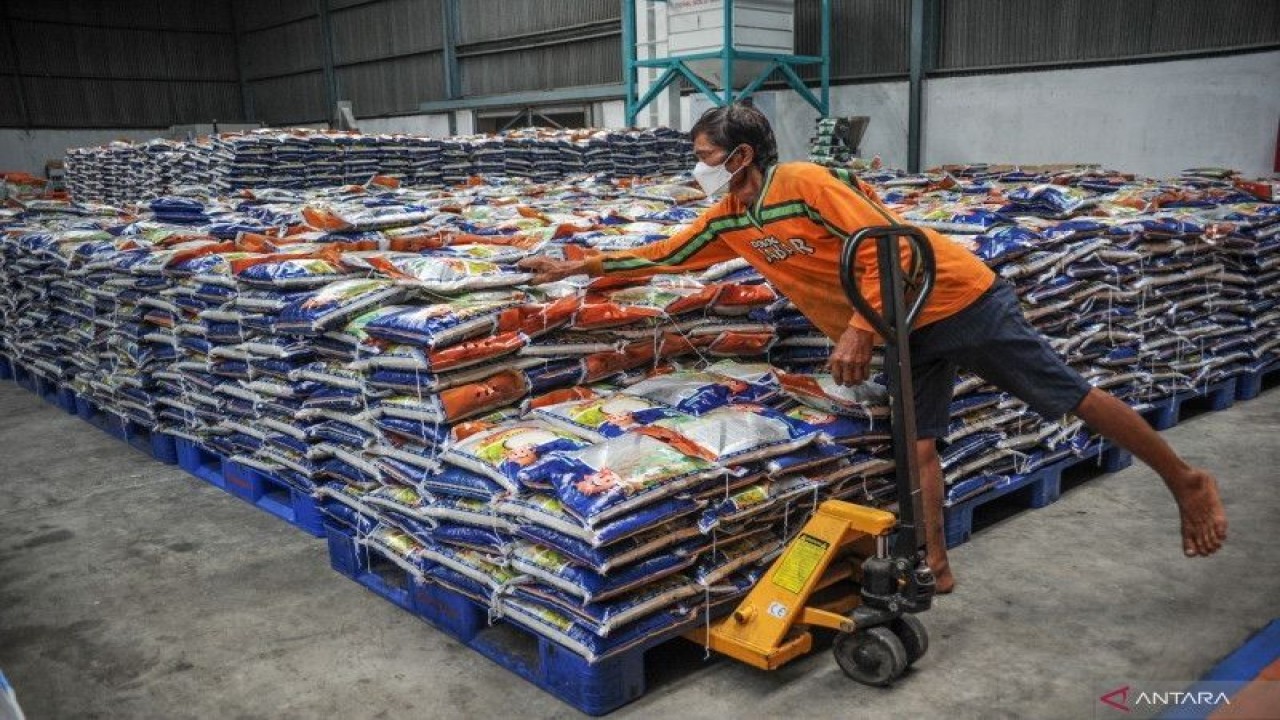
[{"x1": 690, "y1": 103, "x2": 778, "y2": 171}]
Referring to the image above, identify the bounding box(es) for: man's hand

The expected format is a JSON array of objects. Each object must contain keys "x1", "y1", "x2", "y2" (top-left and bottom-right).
[
  {"x1": 517, "y1": 255, "x2": 588, "y2": 285},
  {"x1": 828, "y1": 326, "x2": 875, "y2": 386}
]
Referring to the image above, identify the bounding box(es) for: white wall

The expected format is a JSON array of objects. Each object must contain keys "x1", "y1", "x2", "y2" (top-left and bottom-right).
[
  {"x1": 594, "y1": 100, "x2": 626, "y2": 129},
  {"x1": 0, "y1": 128, "x2": 169, "y2": 175},
  {"x1": 923, "y1": 50, "x2": 1280, "y2": 179},
  {"x1": 356, "y1": 113, "x2": 451, "y2": 137},
  {"x1": 736, "y1": 50, "x2": 1279, "y2": 179},
  {"x1": 769, "y1": 80, "x2": 910, "y2": 168}
]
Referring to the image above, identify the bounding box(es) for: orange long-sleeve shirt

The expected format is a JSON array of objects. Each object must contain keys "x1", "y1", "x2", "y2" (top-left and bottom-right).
[{"x1": 583, "y1": 162, "x2": 996, "y2": 341}]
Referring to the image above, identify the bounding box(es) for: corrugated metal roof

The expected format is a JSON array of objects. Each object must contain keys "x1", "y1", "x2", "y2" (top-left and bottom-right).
[
  {"x1": 232, "y1": 0, "x2": 317, "y2": 33},
  {"x1": 458, "y1": 0, "x2": 620, "y2": 45},
  {"x1": 248, "y1": 70, "x2": 328, "y2": 125},
  {"x1": 167, "y1": 80, "x2": 244, "y2": 123},
  {"x1": 938, "y1": 0, "x2": 1280, "y2": 70},
  {"x1": 330, "y1": 0, "x2": 443, "y2": 67},
  {"x1": 461, "y1": 35, "x2": 621, "y2": 96},
  {"x1": 8, "y1": 0, "x2": 234, "y2": 32},
  {"x1": 160, "y1": 32, "x2": 240, "y2": 82},
  {"x1": 20, "y1": 77, "x2": 165, "y2": 126},
  {"x1": 241, "y1": 16, "x2": 325, "y2": 80},
  {"x1": 794, "y1": 0, "x2": 910, "y2": 79},
  {"x1": 0, "y1": 75, "x2": 24, "y2": 125},
  {"x1": 336, "y1": 53, "x2": 445, "y2": 116}
]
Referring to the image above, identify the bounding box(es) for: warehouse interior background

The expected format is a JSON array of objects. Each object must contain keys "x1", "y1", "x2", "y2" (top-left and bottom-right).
[
  {"x1": 2, "y1": 2, "x2": 1280, "y2": 719},
  {"x1": 0, "y1": 0, "x2": 1276, "y2": 178}
]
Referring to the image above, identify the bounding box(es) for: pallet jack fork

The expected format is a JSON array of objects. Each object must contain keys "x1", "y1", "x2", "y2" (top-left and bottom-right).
[{"x1": 687, "y1": 225, "x2": 939, "y2": 686}]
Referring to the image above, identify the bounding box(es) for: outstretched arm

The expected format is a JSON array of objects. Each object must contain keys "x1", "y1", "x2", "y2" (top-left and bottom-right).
[{"x1": 517, "y1": 207, "x2": 739, "y2": 284}]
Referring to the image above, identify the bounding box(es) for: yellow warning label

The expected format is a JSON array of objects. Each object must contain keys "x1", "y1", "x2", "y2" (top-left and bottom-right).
[{"x1": 771, "y1": 534, "x2": 830, "y2": 594}]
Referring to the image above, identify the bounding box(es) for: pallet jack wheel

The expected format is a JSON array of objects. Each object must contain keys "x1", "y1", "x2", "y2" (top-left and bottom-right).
[
  {"x1": 889, "y1": 614, "x2": 928, "y2": 665},
  {"x1": 833, "y1": 626, "x2": 908, "y2": 686}
]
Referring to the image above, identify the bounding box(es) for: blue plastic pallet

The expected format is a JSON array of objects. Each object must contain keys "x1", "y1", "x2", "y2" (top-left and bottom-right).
[
  {"x1": 325, "y1": 521, "x2": 424, "y2": 613},
  {"x1": 222, "y1": 460, "x2": 324, "y2": 538},
  {"x1": 12, "y1": 363, "x2": 35, "y2": 393},
  {"x1": 944, "y1": 442, "x2": 1133, "y2": 548},
  {"x1": 324, "y1": 522, "x2": 726, "y2": 716},
  {"x1": 73, "y1": 396, "x2": 178, "y2": 464},
  {"x1": 32, "y1": 374, "x2": 76, "y2": 414},
  {"x1": 1140, "y1": 377, "x2": 1238, "y2": 431},
  {"x1": 175, "y1": 438, "x2": 228, "y2": 490},
  {"x1": 1235, "y1": 359, "x2": 1280, "y2": 401},
  {"x1": 0, "y1": 356, "x2": 12, "y2": 380}
]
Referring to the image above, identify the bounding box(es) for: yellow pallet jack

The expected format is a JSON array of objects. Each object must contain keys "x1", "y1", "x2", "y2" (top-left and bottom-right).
[{"x1": 687, "y1": 225, "x2": 938, "y2": 686}]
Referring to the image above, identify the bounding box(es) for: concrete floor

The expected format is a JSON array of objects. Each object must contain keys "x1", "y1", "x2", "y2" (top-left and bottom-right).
[{"x1": 0, "y1": 382, "x2": 1277, "y2": 720}]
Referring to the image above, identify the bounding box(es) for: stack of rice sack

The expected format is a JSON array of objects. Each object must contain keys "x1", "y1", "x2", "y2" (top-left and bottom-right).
[
  {"x1": 0, "y1": 202, "x2": 115, "y2": 385},
  {"x1": 859, "y1": 164, "x2": 1280, "y2": 504},
  {"x1": 65, "y1": 129, "x2": 696, "y2": 205},
  {"x1": 232, "y1": 186, "x2": 897, "y2": 660},
  {"x1": 4, "y1": 163, "x2": 1277, "y2": 663}
]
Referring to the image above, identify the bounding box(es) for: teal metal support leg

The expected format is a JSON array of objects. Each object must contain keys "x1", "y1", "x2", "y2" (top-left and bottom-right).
[
  {"x1": 623, "y1": 0, "x2": 638, "y2": 125},
  {"x1": 820, "y1": 0, "x2": 831, "y2": 115},
  {"x1": 674, "y1": 63, "x2": 725, "y2": 106},
  {"x1": 441, "y1": 0, "x2": 460, "y2": 101},
  {"x1": 735, "y1": 61, "x2": 781, "y2": 105},
  {"x1": 632, "y1": 66, "x2": 681, "y2": 121},
  {"x1": 777, "y1": 63, "x2": 825, "y2": 114},
  {"x1": 722, "y1": 0, "x2": 734, "y2": 105},
  {"x1": 908, "y1": 0, "x2": 925, "y2": 172}
]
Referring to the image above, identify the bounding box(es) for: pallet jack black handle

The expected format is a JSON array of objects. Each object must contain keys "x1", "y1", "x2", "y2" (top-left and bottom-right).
[{"x1": 839, "y1": 226, "x2": 936, "y2": 557}]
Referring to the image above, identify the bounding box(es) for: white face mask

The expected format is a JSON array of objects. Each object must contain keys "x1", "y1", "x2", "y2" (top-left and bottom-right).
[{"x1": 692, "y1": 146, "x2": 742, "y2": 196}]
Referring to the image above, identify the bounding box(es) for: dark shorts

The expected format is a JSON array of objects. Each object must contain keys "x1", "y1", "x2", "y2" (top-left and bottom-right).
[{"x1": 909, "y1": 279, "x2": 1093, "y2": 439}]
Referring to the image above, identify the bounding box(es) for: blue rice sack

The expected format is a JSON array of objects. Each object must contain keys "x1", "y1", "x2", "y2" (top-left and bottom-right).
[
  {"x1": 497, "y1": 597, "x2": 691, "y2": 664},
  {"x1": 495, "y1": 492, "x2": 703, "y2": 548},
  {"x1": 442, "y1": 422, "x2": 594, "y2": 494},
  {"x1": 359, "y1": 252, "x2": 533, "y2": 293},
  {"x1": 365, "y1": 357, "x2": 542, "y2": 394},
  {"x1": 697, "y1": 474, "x2": 827, "y2": 533},
  {"x1": 360, "y1": 294, "x2": 527, "y2": 348},
  {"x1": 777, "y1": 371, "x2": 890, "y2": 420},
  {"x1": 416, "y1": 496, "x2": 517, "y2": 532},
  {"x1": 432, "y1": 523, "x2": 514, "y2": 558},
  {"x1": 778, "y1": 402, "x2": 889, "y2": 444},
  {"x1": 420, "y1": 543, "x2": 526, "y2": 596},
  {"x1": 237, "y1": 257, "x2": 355, "y2": 289},
  {"x1": 620, "y1": 369, "x2": 770, "y2": 414},
  {"x1": 508, "y1": 541, "x2": 697, "y2": 604},
  {"x1": 531, "y1": 393, "x2": 688, "y2": 442},
  {"x1": 515, "y1": 520, "x2": 707, "y2": 575},
  {"x1": 371, "y1": 415, "x2": 453, "y2": 446},
  {"x1": 277, "y1": 279, "x2": 408, "y2": 335},
  {"x1": 356, "y1": 525, "x2": 433, "y2": 580},
  {"x1": 644, "y1": 404, "x2": 819, "y2": 465},
  {"x1": 510, "y1": 574, "x2": 701, "y2": 637},
  {"x1": 939, "y1": 431, "x2": 1005, "y2": 473},
  {"x1": 691, "y1": 532, "x2": 783, "y2": 586},
  {"x1": 519, "y1": 433, "x2": 718, "y2": 526}
]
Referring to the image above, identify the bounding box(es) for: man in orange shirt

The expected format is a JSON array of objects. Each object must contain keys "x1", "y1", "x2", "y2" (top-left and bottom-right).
[{"x1": 519, "y1": 104, "x2": 1227, "y2": 592}]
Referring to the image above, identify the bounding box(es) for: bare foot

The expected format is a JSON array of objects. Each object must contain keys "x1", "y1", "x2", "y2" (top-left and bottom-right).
[
  {"x1": 929, "y1": 556, "x2": 955, "y2": 594},
  {"x1": 1172, "y1": 468, "x2": 1228, "y2": 557}
]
